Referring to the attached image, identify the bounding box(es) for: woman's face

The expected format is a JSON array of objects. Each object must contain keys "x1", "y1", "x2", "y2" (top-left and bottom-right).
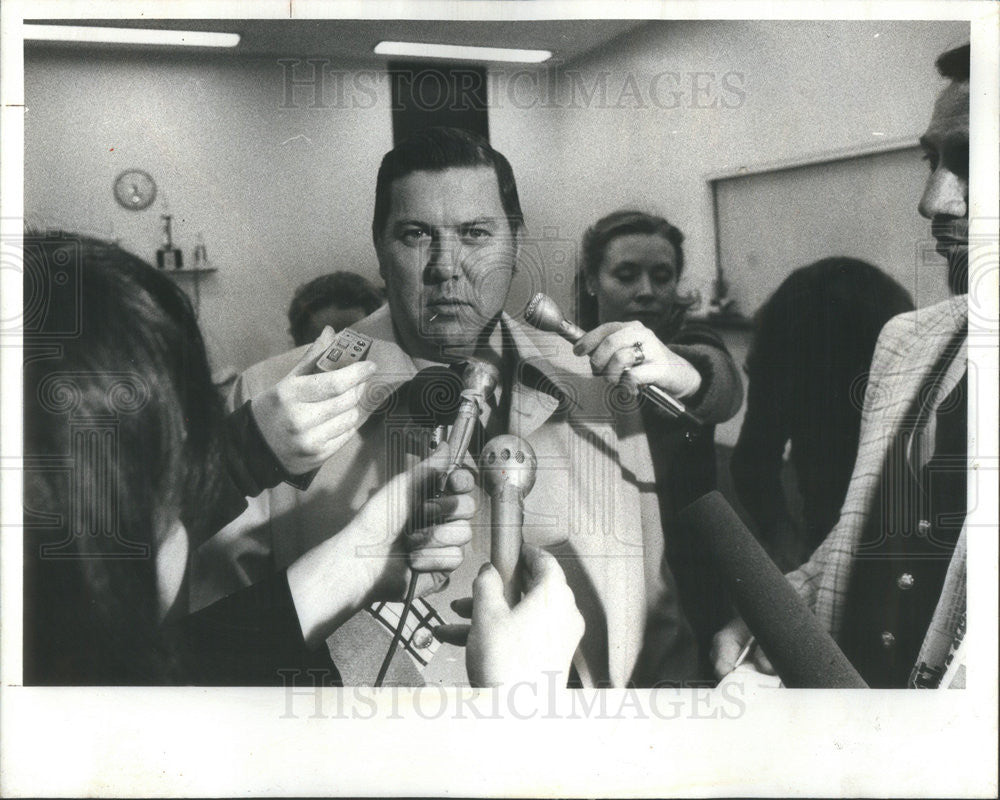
[{"x1": 589, "y1": 233, "x2": 679, "y2": 327}]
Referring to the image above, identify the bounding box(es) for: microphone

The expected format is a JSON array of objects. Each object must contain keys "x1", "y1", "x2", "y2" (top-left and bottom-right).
[
  {"x1": 480, "y1": 435, "x2": 537, "y2": 605},
  {"x1": 677, "y1": 491, "x2": 867, "y2": 688},
  {"x1": 524, "y1": 293, "x2": 702, "y2": 428},
  {"x1": 437, "y1": 359, "x2": 500, "y2": 493},
  {"x1": 375, "y1": 358, "x2": 500, "y2": 686},
  {"x1": 407, "y1": 365, "x2": 464, "y2": 452}
]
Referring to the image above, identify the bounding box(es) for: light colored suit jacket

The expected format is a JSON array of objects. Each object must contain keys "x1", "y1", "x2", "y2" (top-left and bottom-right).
[
  {"x1": 194, "y1": 305, "x2": 690, "y2": 687},
  {"x1": 786, "y1": 295, "x2": 968, "y2": 682}
]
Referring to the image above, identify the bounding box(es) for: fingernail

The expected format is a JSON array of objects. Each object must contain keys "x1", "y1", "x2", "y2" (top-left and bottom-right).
[
  {"x1": 572, "y1": 343, "x2": 584, "y2": 356},
  {"x1": 478, "y1": 562, "x2": 493, "y2": 575}
]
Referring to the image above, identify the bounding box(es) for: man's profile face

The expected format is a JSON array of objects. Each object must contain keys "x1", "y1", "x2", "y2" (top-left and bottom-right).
[
  {"x1": 375, "y1": 166, "x2": 520, "y2": 360},
  {"x1": 918, "y1": 79, "x2": 969, "y2": 293}
]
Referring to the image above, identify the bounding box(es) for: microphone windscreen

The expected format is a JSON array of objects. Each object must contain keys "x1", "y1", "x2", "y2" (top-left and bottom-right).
[
  {"x1": 479, "y1": 435, "x2": 537, "y2": 496},
  {"x1": 406, "y1": 366, "x2": 463, "y2": 424},
  {"x1": 678, "y1": 491, "x2": 867, "y2": 689}
]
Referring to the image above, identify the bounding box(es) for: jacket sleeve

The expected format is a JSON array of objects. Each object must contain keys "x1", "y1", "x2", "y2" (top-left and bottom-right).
[
  {"x1": 176, "y1": 571, "x2": 341, "y2": 686},
  {"x1": 783, "y1": 315, "x2": 902, "y2": 608},
  {"x1": 201, "y1": 400, "x2": 292, "y2": 536},
  {"x1": 667, "y1": 321, "x2": 744, "y2": 425}
]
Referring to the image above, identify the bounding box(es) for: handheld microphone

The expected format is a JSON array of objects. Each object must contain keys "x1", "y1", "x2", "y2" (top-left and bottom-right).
[
  {"x1": 407, "y1": 365, "x2": 463, "y2": 452},
  {"x1": 677, "y1": 491, "x2": 868, "y2": 688},
  {"x1": 437, "y1": 359, "x2": 500, "y2": 493},
  {"x1": 375, "y1": 358, "x2": 500, "y2": 686},
  {"x1": 524, "y1": 293, "x2": 702, "y2": 428},
  {"x1": 480, "y1": 435, "x2": 537, "y2": 605}
]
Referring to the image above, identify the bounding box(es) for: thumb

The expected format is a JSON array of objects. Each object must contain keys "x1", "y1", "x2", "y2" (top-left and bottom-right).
[
  {"x1": 359, "y1": 442, "x2": 454, "y2": 537},
  {"x1": 286, "y1": 326, "x2": 337, "y2": 378},
  {"x1": 406, "y1": 438, "x2": 454, "y2": 496},
  {"x1": 472, "y1": 562, "x2": 508, "y2": 625}
]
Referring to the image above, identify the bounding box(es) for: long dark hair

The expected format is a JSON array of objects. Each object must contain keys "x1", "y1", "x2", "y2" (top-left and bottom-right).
[
  {"x1": 746, "y1": 257, "x2": 915, "y2": 406},
  {"x1": 574, "y1": 210, "x2": 697, "y2": 336},
  {"x1": 23, "y1": 232, "x2": 226, "y2": 684}
]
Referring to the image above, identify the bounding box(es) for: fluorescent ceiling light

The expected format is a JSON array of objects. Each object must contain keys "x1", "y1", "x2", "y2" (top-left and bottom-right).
[
  {"x1": 23, "y1": 25, "x2": 240, "y2": 48},
  {"x1": 374, "y1": 41, "x2": 551, "y2": 64}
]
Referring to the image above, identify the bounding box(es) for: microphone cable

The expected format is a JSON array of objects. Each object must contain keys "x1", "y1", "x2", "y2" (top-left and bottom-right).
[{"x1": 374, "y1": 573, "x2": 419, "y2": 687}]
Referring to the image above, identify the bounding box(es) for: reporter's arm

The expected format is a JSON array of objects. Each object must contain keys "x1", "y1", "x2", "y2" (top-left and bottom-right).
[
  {"x1": 667, "y1": 320, "x2": 744, "y2": 424},
  {"x1": 286, "y1": 448, "x2": 475, "y2": 648}
]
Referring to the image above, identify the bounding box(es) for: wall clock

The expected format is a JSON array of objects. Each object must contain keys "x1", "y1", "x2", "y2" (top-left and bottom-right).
[{"x1": 113, "y1": 169, "x2": 157, "y2": 211}]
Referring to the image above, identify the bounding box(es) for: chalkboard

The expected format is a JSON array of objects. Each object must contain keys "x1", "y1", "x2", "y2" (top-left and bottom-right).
[{"x1": 711, "y1": 142, "x2": 952, "y2": 318}]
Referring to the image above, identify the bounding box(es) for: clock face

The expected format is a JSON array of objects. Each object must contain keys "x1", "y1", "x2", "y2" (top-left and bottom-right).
[{"x1": 113, "y1": 169, "x2": 157, "y2": 211}]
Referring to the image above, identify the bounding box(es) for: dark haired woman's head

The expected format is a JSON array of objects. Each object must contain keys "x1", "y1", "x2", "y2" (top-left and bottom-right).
[
  {"x1": 576, "y1": 210, "x2": 695, "y2": 335},
  {"x1": 746, "y1": 257, "x2": 915, "y2": 414},
  {"x1": 288, "y1": 271, "x2": 384, "y2": 346},
  {"x1": 23, "y1": 232, "x2": 225, "y2": 683}
]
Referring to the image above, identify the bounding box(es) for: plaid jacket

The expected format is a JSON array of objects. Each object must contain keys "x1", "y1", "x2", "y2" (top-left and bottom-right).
[{"x1": 785, "y1": 295, "x2": 968, "y2": 648}]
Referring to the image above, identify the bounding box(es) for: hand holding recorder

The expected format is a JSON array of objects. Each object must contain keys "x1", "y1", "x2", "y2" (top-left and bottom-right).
[{"x1": 249, "y1": 326, "x2": 375, "y2": 476}]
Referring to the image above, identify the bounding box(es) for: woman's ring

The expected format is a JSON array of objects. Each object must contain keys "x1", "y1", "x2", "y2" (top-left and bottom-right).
[{"x1": 632, "y1": 341, "x2": 645, "y2": 367}]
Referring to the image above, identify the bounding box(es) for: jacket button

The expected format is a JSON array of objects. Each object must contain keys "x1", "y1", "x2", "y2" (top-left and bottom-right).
[
  {"x1": 897, "y1": 573, "x2": 915, "y2": 590},
  {"x1": 881, "y1": 631, "x2": 896, "y2": 648},
  {"x1": 918, "y1": 519, "x2": 931, "y2": 535}
]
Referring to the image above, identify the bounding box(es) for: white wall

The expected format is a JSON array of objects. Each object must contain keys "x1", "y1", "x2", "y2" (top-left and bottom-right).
[
  {"x1": 25, "y1": 50, "x2": 392, "y2": 373},
  {"x1": 490, "y1": 19, "x2": 968, "y2": 444},
  {"x1": 492, "y1": 20, "x2": 969, "y2": 316},
  {"x1": 26, "y1": 19, "x2": 968, "y2": 390}
]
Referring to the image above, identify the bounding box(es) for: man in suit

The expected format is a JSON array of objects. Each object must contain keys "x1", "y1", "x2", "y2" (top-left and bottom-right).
[
  {"x1": 195, "y1": 127, "x2": 739, "y2": 687},
  {"x1": 713, "y1": 43, "x2": 972, "y2": 688}
]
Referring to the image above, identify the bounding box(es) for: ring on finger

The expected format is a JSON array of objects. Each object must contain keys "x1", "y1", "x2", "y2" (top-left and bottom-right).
[{"x1": 631, "y1": 341, "x2": 645, "y2": 367}]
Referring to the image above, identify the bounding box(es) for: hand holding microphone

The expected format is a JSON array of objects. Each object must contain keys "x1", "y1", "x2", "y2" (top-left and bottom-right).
[
  {"x1": 524, "y1": 293, "x2": 702, "y2": 427},
  {"x1": 435, "y1": 546, "x2": 585, "y2": 687},
  {"x1": 375, "y1": 357, "x2": 499, "y2": 685}
]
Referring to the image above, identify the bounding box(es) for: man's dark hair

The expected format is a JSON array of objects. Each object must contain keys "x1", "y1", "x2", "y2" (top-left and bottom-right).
[
  {"x1": 936, "y1": 43, "x2": 970, "y2": 82},
  {"x1": 287, "y1": 271, "x2": 384, "y2": 345},
  {"x1": 371, "y1": 126, "x2": 524, "y2": 241}
]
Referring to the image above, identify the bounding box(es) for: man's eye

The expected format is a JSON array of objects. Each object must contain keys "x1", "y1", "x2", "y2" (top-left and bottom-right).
[
  {"x1": 401, "y1": 228, "x2": 431, "y2": 244},
  {"x1": 613, "y1": 270, "x2": 638, "y2": 283},
  {"x1": 462, "y1": 227, "x2": 492, "y2": 241},
  {"x1": 652, "y1": 271, "x2": 675, "y2": 284}
]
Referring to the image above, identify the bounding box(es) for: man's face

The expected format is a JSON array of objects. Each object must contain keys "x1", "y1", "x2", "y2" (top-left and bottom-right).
[
  {"x1": 375, "y1": 167, "x2": 520, "y2": 360},
  {"x1": 918, "y1": 80, "x2": 969, "y2": 294}
]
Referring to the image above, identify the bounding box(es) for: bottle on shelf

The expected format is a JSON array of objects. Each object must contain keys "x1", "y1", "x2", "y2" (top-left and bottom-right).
[
  {"x1": 156, "y1": 214, "x2": 183, "y2": 270},
  {"x1": 192, "y1": 231, "x2": 208, "y2": 269}
]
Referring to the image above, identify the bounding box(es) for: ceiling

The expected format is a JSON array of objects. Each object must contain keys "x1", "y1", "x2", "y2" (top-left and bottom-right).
[{"x1": 26, "y1": 19, "x2": 652, "y2": 66}]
